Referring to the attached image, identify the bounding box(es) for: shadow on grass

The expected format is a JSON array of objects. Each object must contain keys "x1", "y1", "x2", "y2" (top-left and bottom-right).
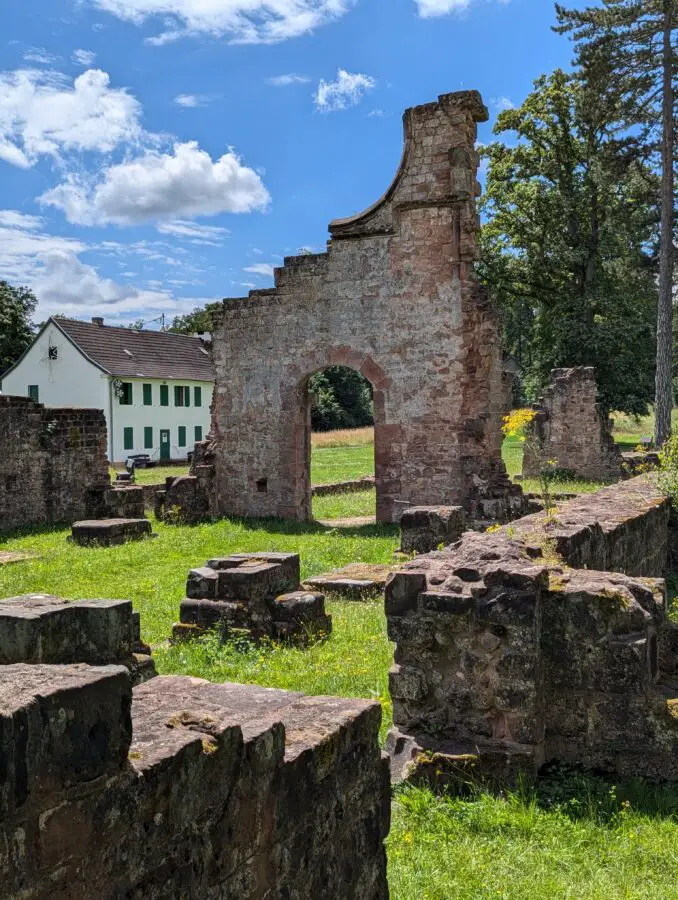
[
  {"x1": 236, "y1": 514, "x2": 399, "y2": 540},
  {"x1": 532, "y1": 762, "x2": 678, "y2": 824},
  {"x1": 0, "y1": 521, "x2": 71, "y2": 543}
]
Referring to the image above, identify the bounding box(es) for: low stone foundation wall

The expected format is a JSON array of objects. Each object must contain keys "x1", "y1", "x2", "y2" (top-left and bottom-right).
[
  {"x1": 312, "y1": 476, "x2": 376, "y2": 497},
  {"x1": 385, "y1": 475, "x2": 678, "y2": 785},
  {"x1": 0, "y1": 395, "x2": 109, "y2": 533},
  {"x1": 507, "y1": 476, "x2": 669, "y2": 576},
  {"x1": 0, "y1": 665, "x2": 390, "y2": 898},
  {"x1": 174, "y1": 552, "x2": 332, "y2": 643},
  {"x1": 0, "y1": 593, "x2": 154, "y2": 683}
]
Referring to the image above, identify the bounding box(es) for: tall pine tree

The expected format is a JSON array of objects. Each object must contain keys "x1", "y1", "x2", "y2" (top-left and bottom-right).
[{"x1": 555, "y1": 0, "x2": 677, "y2": 443}]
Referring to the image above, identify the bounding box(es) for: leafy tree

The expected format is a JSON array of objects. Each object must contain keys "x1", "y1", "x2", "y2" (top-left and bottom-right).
[
  {"x1": 480, "y1": 69, "x2": 658, "y2": 415},
  {"x1": 555, "y1": 0, "x2": 677, "y2": 442},
  {"x1": 309, "y1": 367, "x2": 374, "y2": 432},
  {"x1": 170, "y1": 302, "x2": 221, "y2": 335},
  {"x1": 0, "y1": 281, "x2": 37, "y2": 375}
]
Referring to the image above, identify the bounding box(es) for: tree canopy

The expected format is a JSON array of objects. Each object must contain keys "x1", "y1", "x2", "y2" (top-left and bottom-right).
[
  {"x1": 0, "y1": 281, "x2": 37, "y2": 376},
  {"x1": 554, "y1": 0, "x2": 677, "y2": 439},
  {"x1": 480, "y1": 69, "x2": 659, "y2": 415}
]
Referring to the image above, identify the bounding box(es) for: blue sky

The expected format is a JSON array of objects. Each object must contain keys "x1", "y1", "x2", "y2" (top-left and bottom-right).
[{"x1": 1, "y1": 0, "x2": 586, "y2": 324}]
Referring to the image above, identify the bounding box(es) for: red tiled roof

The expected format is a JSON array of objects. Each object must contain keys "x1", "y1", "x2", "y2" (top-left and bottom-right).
[{"x1": 54, "y1": 318, "x2": 214, "y2": 381}]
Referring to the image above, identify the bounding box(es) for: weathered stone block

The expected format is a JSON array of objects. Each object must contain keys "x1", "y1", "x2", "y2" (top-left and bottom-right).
[
  {"x1": 400, "y1": 506, "x2": 467, "y2": 554},
  {"x1": 0, "y1": 663, "x2": 132, "y2": 819},
  {"x1": 385, "y1": 480, "x2": 678, "y2": 785},
  {"x1": 70, "y1": 517, "x2": 154, "y2": 546},
  {"x1": 0, "y1": 396, "x2": 109, "y2": 534},
  {"x1": 0, "y1": 594, "x2": 155, "y2": 682},
  {"x1": 523, "y1": 367, "x2": 622, "y2": 481},
  {"x1": 0, "y1": 673, "x2": 390, "y2": 898}
]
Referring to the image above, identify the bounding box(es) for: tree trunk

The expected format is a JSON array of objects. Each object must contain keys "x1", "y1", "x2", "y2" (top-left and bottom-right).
[{"x1": 654, "y1": 0, "x2": 676, "y2": 447}]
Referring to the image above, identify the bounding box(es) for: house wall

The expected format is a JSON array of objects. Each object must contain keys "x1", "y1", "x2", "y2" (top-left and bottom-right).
[
  {"x1": 1, "y1": 327, "x2": 213, "y2": 464},
  {"x1": 109, "y1": 377, "x2": 213, "y2": 463},
  {"x1": 1, "y1": 322, "x2": 109, "y2": 419}
]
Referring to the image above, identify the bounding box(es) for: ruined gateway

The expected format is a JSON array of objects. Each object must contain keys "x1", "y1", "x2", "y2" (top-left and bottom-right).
[{"x1": 205, "y1": 91, "x2": 521, "y2": 523}]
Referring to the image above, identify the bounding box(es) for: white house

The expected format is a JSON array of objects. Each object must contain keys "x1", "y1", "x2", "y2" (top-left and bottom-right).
[{"x1": 1, "y1": 316, "x2": 214, "y2": 464}]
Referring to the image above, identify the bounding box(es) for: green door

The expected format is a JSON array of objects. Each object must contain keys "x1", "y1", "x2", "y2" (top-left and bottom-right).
[{"x1": 160, "y1": 429, "x2": 170, "y2": 461}]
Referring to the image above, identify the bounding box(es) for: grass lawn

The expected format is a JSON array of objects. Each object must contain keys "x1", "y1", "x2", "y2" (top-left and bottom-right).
[
  {"x1": 4, "y1": 513, "x2": 678, "y2": 896},
  {"x1": 7, "y1": 425, "x2": 678, "y2": 896}
]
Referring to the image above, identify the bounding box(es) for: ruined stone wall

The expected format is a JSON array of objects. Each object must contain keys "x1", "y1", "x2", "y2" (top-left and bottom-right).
[
  {"x1": 0, "y1": 395, "x2": 109, "y2": 532},
  {"x1": 209, "y1": 92, "x2": 512, "y2": 523},
  {"x1": 523, "y1": 367, "x2": 622, "y2": 481},
  {"x1": 0, "y1": 665, "x2": 390, "y2": 899},
  {"x1": 385, "y1": 476, "x2": 678, "y2": 783}
]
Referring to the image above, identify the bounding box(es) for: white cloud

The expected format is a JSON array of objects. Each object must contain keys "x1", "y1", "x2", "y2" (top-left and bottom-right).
[
  {"x1": 156, "y1": 219, "x2": 229, "y2": 244},
  {"x1": 492, "y1": 96, "x2": 514, "y2": 111},
  {"x1": 314, "y1": 69, "x2": 375, "y2": 112},
  {"x1": 243, "y1": 262, "x2": 275, "y2": 277},
  {"x1": 0, "y1": 210, "x2": 43, "y2": 230},
  {"x1": 40, "y1": 140, "x2": 270, "y2": 225},
  {"x1": 267, "y1": 73, "x2": 311, "y2": 87},
  {"x1": 32, "y1": 249, "x2": 178, "y2": 316},
  {"x1": 415, "y1": 0, "x2": 509, "y2": 15},
  {"x1": 72, "y1": 49, "x2": 97, "y2": 66},
  {"x1": 0, "y1": 211, "x2": 209, "y2": 318},
  {"x1": 90, "y1": 0, "x2": 353, "y2": 45},
  {"x1": 174, "y1": 93, "x2": 205, "y2": 107},
  {"x1": 0, "y1": 68, "x2": 142, "y2": 167},
  {"x1": 368, "y1": 108, "x2": 385, "y2": 117},
  {"x1": 23, "y1": 48, "x2": 59, "y2": 65},
  {"x1": 0, "y1": 212, "x2": 85, "y2": 286}
]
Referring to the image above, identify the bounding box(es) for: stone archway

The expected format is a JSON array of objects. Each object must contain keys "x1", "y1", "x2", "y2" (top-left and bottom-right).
[
  {"x1": 209, "y1": 90, "x2": 512, "y2": 523},
  {"x1": 284, "y1": 354, "x2": 390, "y2": 521}
]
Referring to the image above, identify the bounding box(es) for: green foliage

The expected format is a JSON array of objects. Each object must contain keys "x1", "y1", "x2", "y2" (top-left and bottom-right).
[
  {"x1": 555, "y1": 0, "x2": 677, "y2": 445},
  {"x1": 0, "y1": 281, "x2": 37, "y2": 375},
  {"x1": 309, "y1": 366, "x2": 374, "y2": 432},
  {"x1": 170, "y1": 302, "x2": 221, "y2": 335},
  {"x1": 658, "y1": 434, "x2": 678, "y2": 504},
  {"x1": 480, "y1": 69, "x2": 658, "y2": 415}
]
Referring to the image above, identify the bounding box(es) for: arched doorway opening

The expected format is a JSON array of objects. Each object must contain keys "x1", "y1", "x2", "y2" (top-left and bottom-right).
[{"x1": 308, "y1": 366, "x2": 375, "y2": 522}]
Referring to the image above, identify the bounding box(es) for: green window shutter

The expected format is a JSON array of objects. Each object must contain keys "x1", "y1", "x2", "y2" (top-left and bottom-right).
[
  {"x1": 123, "y1": 427, "x2": 134, "y2": 451},
  {"x1": 160, "y1": 384, "x2": 169, "y2": 406},
  {"x1": 194, "y1": 425, "x2": 203, "y2": 442},
  {"x1": 185, "y1": 385, "x2": 190, "y2": 407},
  {"x1": 178, "y1": 426, "x2": 186, "y2": 447},
  {"x1": 144, "y1": 426, "x2": 153, "y2": 449},
  {"x1": 174, "y1": 385, "x2": 181, "y2": 406},
  {"x1": 194, "y1": 386, "x2": 202, "y2": 407},
  {"x1": 28, "y1": 385, "x2": 39, "y2": 402},
  {"x1": 143, "y1": 384, "x2": 152, "y2": 406}
]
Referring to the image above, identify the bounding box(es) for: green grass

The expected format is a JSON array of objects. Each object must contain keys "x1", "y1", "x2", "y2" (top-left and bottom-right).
[
  {"x1": 5, "y1": 509, "x2": 678, "y2": 895},
  {"x1": 313, "y1": 488, "x2": 376, "y2": 519},
  {"x1": 311, "y1": 443, "x2": 375, "y2": 484},
  {"x1": 388, "y1": 781, "x2": 678, "y2": 899},
  {"x1": 0, "y1": 517, "x2": 398, "y2": 644}
]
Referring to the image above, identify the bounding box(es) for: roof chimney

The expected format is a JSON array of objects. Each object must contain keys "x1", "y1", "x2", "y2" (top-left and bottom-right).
[{"x1": 92, "y1": 317, "x2": 104, "y2": 326}]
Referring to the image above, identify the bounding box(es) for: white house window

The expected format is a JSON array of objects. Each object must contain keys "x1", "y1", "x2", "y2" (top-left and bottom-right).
[
  {"x1": 118, "y1": 382, "x2": 133, "y2": 405},
  {"x1": 48, "y1": 345, "x2": 58, "y2": 360}
]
